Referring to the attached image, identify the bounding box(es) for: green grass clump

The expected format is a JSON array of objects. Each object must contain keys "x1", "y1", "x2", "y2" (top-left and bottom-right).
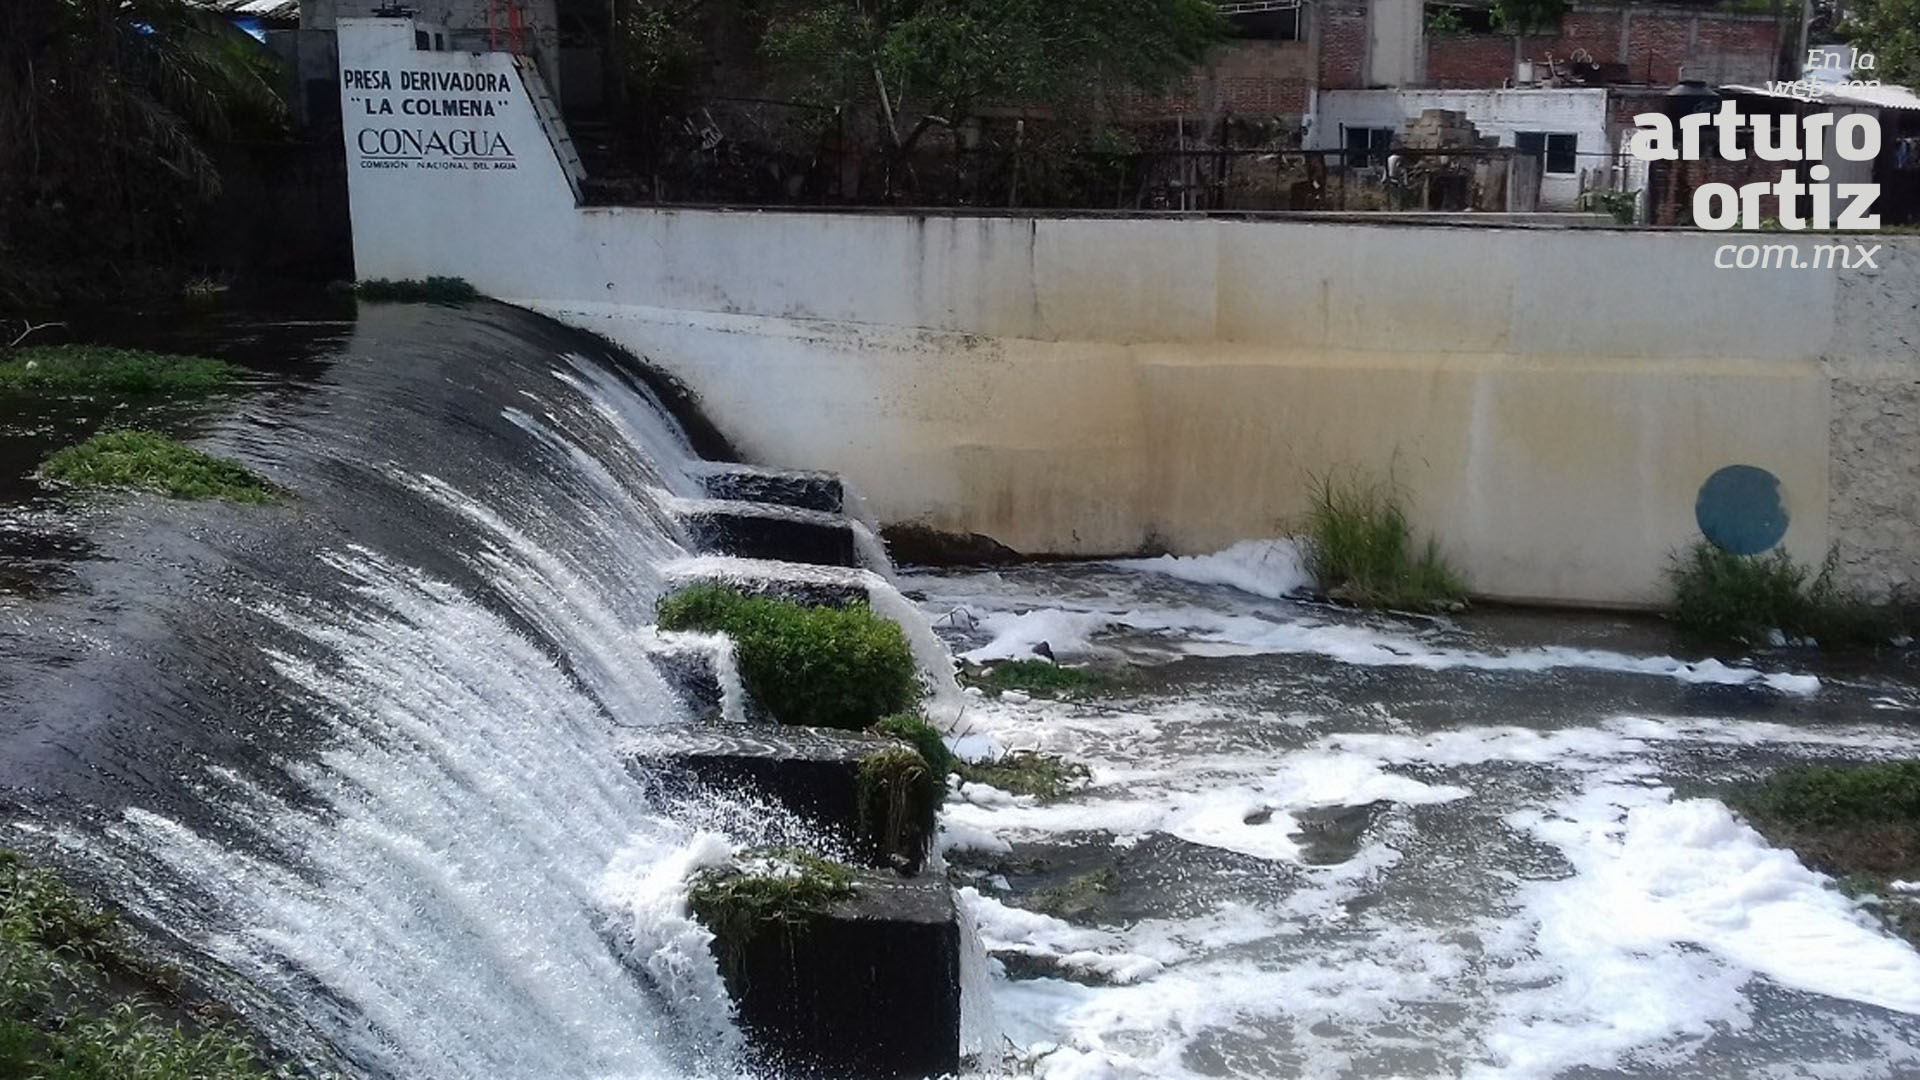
[
  {"x1": 970, "y1": 659, "x2": 1095, "y2": 698},
  {"x1": 0, "y1": 346, "x2": 235, "y2": 396},
  {"x1": 686, "y1": 848, "x2": 857, "y2": 949},
  {"x1": 957, "y1": 751, "x2": 1090, "y2": 800},
  {"x1": 871, "y1": 712, "x2": 956, "y2": 777},
  {"x1": 1668, "y1": 542, "x2": 1898, "y2": 647},
  {"x1": 856, "y1": 746, "x2": 943, "y2": 872},
  {"x1": 352, "y1": 277, "x2": 479, "y2": 305},
  {"x1": 40, "y1": 430, "x2": 278, "y2": 503},
  {"x1": 657, "y1": 584, "x2": 919, "y2": 729},
  {"x1": 1727, "y1": 763, "x2": 1920, "y2": 948},
  {"x1": 1303, "y1": 470, "x2": 1466, "y2": 613},
  {"x1": 1734, "y1": 762, "x2": 1920, "y2": 827},
  {"x1": 0, "y1": 851, "x2": 274, "y2": 1080}
]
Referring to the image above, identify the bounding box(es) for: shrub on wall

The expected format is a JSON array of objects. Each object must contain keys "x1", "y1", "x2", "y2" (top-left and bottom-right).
[{"x1": 657, "y1": 584, "x2": 919, "y2": 729}]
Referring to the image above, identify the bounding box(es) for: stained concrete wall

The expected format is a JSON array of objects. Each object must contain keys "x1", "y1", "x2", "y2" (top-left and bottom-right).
[{"x1": 336, "y1": 18, "x2": 1919, "y2": 607}]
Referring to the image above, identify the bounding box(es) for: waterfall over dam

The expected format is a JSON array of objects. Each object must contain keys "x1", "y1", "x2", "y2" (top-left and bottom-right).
[{"x1": 0, "y1": 302, "x2": 959, "y2": 1077}]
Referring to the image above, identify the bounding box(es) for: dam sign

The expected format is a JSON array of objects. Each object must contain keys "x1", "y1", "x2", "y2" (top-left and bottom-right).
[{"x1": 344, "y1": 65, "x2": 518, "y2": 172}]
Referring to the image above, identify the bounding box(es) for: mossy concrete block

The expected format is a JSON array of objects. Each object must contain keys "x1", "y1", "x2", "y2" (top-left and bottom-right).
[
  {"x1": 681, "y1": 503, "x2": 857, "y2": 567},
  {"x1": 625, "y1": 726, "x2": 935, "y2": 873},
  {"x1": 701, "y1": 466, "x2": 844, "y2": 514},
  {"x1": 715, "y1": 869, "x2": 962, "y2": 1079}
]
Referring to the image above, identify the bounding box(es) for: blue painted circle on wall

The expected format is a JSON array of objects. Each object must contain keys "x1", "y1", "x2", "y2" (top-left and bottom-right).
[{"x1": 1695, "y1": 465, "x2": 1788, "y2": 555}]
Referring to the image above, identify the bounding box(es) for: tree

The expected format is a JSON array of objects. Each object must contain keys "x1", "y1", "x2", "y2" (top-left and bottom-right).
[
  {"x1": 0, "y1": 0, "x2": 286, "y2": 305},
  {"x1": 1835, "y1": 0, "x2": 1920, "y2": 87},
  {"x1": 752, "y1": 0, "x2": 1225, "y2": 192}
]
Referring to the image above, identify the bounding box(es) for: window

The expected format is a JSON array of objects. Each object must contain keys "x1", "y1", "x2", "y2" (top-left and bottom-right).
[
  {"x1": 1228, "y1": 8, "x2": 1301, "y2": 40},
  {"x1": 1516, "y1": 131, "x2": 1578, "y2": 174},
  {"x1": 1344, "y1": 126, "x2": 1395, "y2": 168},
  {"x1": 1425, "y1": 3, "x2": 1499, "y2": 33}
]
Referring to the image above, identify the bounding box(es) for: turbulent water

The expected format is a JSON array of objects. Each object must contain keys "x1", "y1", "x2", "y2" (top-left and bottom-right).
[
  {"x1": 911, "y1": 547, "x2": 1920, "y2": 1079},
  {"x1": 7, "y1": 301, "x2": 1920, "y2": 1080}
]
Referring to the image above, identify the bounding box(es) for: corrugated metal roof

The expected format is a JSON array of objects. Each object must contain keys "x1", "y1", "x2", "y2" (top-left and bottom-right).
[{"x1": 1721, "y1": 82, "x2": 1920, "y2": 111}]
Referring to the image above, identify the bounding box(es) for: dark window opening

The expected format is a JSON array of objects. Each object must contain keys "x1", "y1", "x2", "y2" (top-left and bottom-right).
[
  {"x1": 1425, "y1": 4, "x2": 1499, "y2": 34},
  {"x1": 1516, "y1": 131, "x2": 1578, "y2": 174},
  {"x1": 1229, "y1": 8, "x2": 1301, "y2": 40},
  {"x1": 1345, "y1": 126, "x2": 1395, "y2": 168},
  {"x1": 414, "y1": 29, "x2": 430, "y2": 50}
]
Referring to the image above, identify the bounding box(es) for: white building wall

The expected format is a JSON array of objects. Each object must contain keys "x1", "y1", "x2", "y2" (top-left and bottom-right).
[
  {"x1": 1315, "y1": 88, "x2": 1612, "y2": 209},
  {"x1": 331, "y1": 19, "x2": 1920, "y2": 606}
]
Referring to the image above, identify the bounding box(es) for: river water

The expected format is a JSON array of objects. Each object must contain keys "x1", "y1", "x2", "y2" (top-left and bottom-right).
[
  {"x1": 4, "y1": 302, "x2": 1919, "y2": 1079},
  {"x1": 911, "y1": 545, "x2": 1920, "y2": 1079}
]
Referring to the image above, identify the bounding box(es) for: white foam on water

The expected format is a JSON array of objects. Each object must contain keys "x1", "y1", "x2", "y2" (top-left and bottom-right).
[
  {"x1": 1109, "y1": 538, "x2": 1313, "y2": 600},
  {"x1": 955, "y1": 598, "x2": 1822, "y2": 694}
]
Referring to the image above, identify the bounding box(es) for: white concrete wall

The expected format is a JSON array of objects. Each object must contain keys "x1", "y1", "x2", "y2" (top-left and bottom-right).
[
  {"x1": 1316, "y1": 88, "x2": 1611, "y2": 209},
  {"x1": 336, "y1": 18, "x2": 1920, "y2": 608},
  {"x1": 1365, "y1": 0, "x2": 1425, "y2": 88}
]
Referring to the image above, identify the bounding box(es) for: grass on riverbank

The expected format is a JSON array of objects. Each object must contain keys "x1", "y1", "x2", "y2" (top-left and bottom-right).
[
  {"x1": 957, "y1": 751, "x2": 1090, "y2": 800},
  {"x1": 1729, "y1": 762, "x2": 1920, "y2": 947},
  {"x1": 40, "y1": 430, "x2": 278, "y2": 503},
  {"x1": 0, "y1": 851, "x2": 275, "y2": 1080},
  {"x1": 1668, "y1": 542, "x2": 1902, "y2": 648},
  {"x1": 1303, "y1": 470, "x2": 1467, "y2": 613},
  {"x1": 351, "y1": 277, "x2": 478, "y2": 305},
  {"x1": 0, "y1": 346, "x2": 235, "y2": 396},
  {"x1": 965, "y1": 659, "x2": 1097, "y2": 699},
  {"x1": 657, "y1": 584, "x2": 919, "y2": 729}
]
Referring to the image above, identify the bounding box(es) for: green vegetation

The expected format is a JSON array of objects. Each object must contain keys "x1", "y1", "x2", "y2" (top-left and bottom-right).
[
  {"x1": 686, "y1": 848, "x2": 857, "y2": 950},
  {"x1": 967, "y1": 659, "x2": 1096, "y2": 698},
  {"x1": 0, "y1": 851, "x2": 275, "y2": 1080},
  {"x1": 0, "y1": 346, "x2": 235, "y2": 396},
  {"x1": 855, "y1": 746, "x2": 943, "y2": 870},
  {"x1": 957, "y1": 751, "x2": 1090, "y2": 800},
  {"x1": 1729, "y1": 763, "x2": 1920, "y2": 947},
  {"x1": 871, "y1": 712, "x2": 956, "y2": 777},
  {"x1": 1303, "y1": 470, "x2": 1467, "y2": 613},
  {"x1": 1022, "y1": 867, "x2": 1115, "y2": 921},
  {"x1": 1, "y1": 1, "x2": 288, "y2": 306},
  {"x1": 1667, "y1": 541, "x2": 1899, "y2": 648},
  {"x1": 657, "y1": 584, "x2": 919, "y2": 729},
  {"x1": 352, "y1": 277, "x2": 479, "y2": 305},
  {"x1": 1580, "y1": 188, "x2": 1640, "y2": 226},
  {"x1": 40, "y1": 430, "x2": 278, "y2": 504},
  {"x1": 1835, "y1": 0, "x2": 1919, "y2": 88},
  {"x1": 756, "y1": 0, "x2": 1224, "y2": 192}
]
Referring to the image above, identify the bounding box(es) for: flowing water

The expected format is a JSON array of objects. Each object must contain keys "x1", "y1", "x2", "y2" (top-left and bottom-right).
[
  {"x1": 910, "y1": 544, "x2": 1920, "y2": 1079},
  {"x1": 6, "y1": 301, "x2": 1920, "y2": 1079},
  {"x1": 0, "y1": 301, "x2": 898, "y2": 1078}
]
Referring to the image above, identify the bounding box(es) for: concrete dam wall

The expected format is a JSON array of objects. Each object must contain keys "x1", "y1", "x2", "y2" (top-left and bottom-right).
[{"x1": 338, "y1": 17, "x2": 1920, "y2": 608}]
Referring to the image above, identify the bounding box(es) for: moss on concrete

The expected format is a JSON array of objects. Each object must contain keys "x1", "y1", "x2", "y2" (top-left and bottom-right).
[
  {"x1": 686, "y1": 848, "x2": 857, "y2": 951},
  {"x1": 870, "y1": 713, "x2": 955, "y2": 777},
  {"x1": 657, "y1": 584, "x2": 919, "y2": 729},
  {"x1": 855, "y1": 746, "x2": 943, "y2": 871}
]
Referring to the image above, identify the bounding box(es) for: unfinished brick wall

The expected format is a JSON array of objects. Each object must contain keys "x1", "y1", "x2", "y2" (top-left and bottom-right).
[
  {"x1": 1424, "y1": 6, "x2": 1781, "y2": 89},
  {"x1": 1319, "y1": 1, "x2": 1370, "y2": 90},
  {"x1": 1124, "y1": 41, "x2": 1313, "y2": 120}
]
